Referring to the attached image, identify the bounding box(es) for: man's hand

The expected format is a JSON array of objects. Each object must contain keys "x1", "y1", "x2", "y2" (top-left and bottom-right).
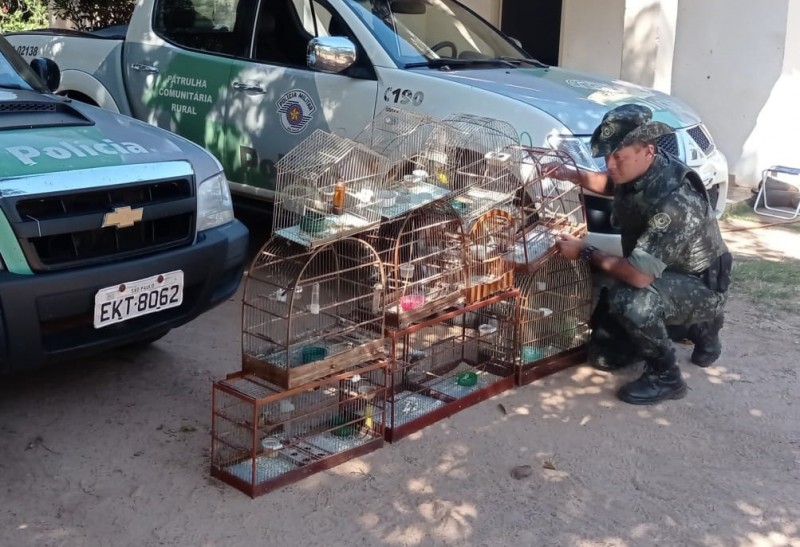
[{"x1": 555, "y1": 232, "x2": 585, "y2": 260}]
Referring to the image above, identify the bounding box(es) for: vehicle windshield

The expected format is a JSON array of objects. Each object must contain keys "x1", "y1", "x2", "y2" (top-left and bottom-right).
[
  {"x1": 0, "y1": 36, "x2": 47, "y2": 92},
  {"x1": 341, "y1": 0, "x2": 527, "y2": 67}
]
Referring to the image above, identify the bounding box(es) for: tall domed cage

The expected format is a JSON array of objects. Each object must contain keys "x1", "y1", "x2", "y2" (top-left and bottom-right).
[
  {"x1": 425, "y1": 114, "x2": 520, "y2": 214},
  {"x1": 354, "y1": 107, "x2": 454, "y2": 218},
  {"x1": 272, "y1": 130, "x2": 391, "y2": 248},
  {"x1": 463, "y1": 208, "x2": 517, "y2": 304},
  {"x1": 211, "y1": 363, "x2": 387, "y2": 498},
  {"x1": 506, "y1": 146, "x2": 587, "y2": 272},
  {"x1": 242, "y1": 237, "x2": 387, "y2": 389},
  {"x1": 513, "y1": 255, "x2": 592, "y2": 386},
  {"x1": 380, "y1": 290, "x2": 518, "y2": 443},
  {"x1": 360, "y1": 201, "x2": 470, "y2": 329}
]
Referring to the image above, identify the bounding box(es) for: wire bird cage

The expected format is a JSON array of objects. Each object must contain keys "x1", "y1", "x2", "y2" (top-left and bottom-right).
[
  {"x1": 272, "y1": 130, "x2": 390, "y2": 248},
  {"x1": 463, "y1": 208, "x2": 517, "y2": 304},
  {"x1": 514, "y1": 255, "x2": 592, "y2": 386},
  {"x1": 506, "y1": 146, "x2": 587, "y2": 271},
  {"x1": 211, "y1": 363, "x2": 387, "y2": 497},
  {"x1": 354, "y1": 107, "x2": 453, "y2": 218},
  {"x1": 360, "y1": 201, "x2": 470, "y2": 329},
  {"x1": 242, "y1": 237, "x2": 387, "y2": 389},
  {"x1": 380, "y1": 290, "x2": 517, "y2": 442}
]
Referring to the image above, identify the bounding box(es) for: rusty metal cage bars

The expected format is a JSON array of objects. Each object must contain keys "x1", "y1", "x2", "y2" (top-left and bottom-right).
[
  {"x1": 509, "y1": 146, "x2": 587, "y2": 271},
  {"x1": 381, "y1": 290, "x2": 518, "y2": 442},
  {"x1": 272, "y1": 129, "x2": 391, "y2": 248},
  {"x1": 242, "y1": 237, "x2": 387, "y2": 389},
  {"x1": 515, "y1": 255, "x2": 592, "y2": 385},
  {"x1": 211, "y1": 362, "x2": 388, "y2": 497},
  {"x1": 360, "y1": 201, "x2": 471, "y2": 329}
]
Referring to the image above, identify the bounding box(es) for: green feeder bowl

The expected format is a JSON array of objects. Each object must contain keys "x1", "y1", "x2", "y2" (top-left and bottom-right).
[
  {"x1": 330, "y1": 415, "x2": 359, "y2": 437},
  {"x1": 300, "y1": 211, "x2": 326, "y2": 234},
  {"x1": 301, "y1": 346, "x2": 327, "y2": 364},
  {"x1": 521, "y1": 346, "x2": 543, "y2": 364},
  {"x1": 451, "y1": 200, "x2": 469, "y2": 215},
  {"x1": 456, "y1": 371, "x2": 478, "y2": 387}
]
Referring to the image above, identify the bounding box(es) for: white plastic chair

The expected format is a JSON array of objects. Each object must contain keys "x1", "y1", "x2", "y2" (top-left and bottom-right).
[{"x1": 753, "y1": 165, "x2": 800, "y2": 219}]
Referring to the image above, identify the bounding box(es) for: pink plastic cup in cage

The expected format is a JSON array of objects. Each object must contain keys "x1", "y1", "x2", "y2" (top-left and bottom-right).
[{"x1": 399, "y1": 294, "x2": 425, "y2": 311}]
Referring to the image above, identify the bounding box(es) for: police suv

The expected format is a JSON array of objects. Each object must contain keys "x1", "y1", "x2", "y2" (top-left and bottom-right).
[
  {"x1": 0, "y1": 34, "x2": 248, "y2": 372},
  {"x1": 6, "y1": 0, "x2": 729, "y2": 254}
]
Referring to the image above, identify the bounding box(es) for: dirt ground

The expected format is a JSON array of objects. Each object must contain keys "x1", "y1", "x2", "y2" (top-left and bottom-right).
[{"x1": 1, "y1": 207, "x2": 799, "y2": 547}]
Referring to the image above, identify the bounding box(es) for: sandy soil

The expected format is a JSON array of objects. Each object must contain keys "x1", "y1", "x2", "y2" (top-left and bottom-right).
[{"x1": 0, "y1": 217, "x2": 798, "y2": 547}]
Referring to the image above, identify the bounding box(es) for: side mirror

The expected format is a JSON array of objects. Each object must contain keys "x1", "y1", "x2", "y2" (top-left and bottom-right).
[
  {"x1": 30, "y1": 57, "x2": 61, "y2": 92},
  {"x1": 307, "y1": 36, "x2": 357, "y2": 74}
]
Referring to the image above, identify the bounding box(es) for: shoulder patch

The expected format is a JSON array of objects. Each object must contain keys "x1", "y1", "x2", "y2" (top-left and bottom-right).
[{"x1": 650, "y1": 212, "x2": 672, "y2": 230}]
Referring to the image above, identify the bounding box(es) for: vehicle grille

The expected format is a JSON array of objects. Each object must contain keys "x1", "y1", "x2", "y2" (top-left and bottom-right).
[
  {"x1": 687, "y1": 125, "x2": 715, "y2": 154},
  {"x1": 0, "y1": 102, "x2": 58, "y2": 112},
  {"x1": 656, "y1": 133, "x2": 680, "y2": 157},
  {"x1": 13, "y1": 178, "x2": 195, "y2": 271}
]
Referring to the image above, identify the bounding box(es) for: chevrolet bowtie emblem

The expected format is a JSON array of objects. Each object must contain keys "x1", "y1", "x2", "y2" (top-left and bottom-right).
[{"x1": 102, "y1": 206, "x2": 144, "y2": 229}]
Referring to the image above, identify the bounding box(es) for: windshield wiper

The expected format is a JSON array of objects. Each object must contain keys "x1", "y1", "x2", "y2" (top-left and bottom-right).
[
  {"x1": 495, "y1": 56, "x2": 549, "y2": 68},
  {"x1": 405, "y1": 58, "x2": 518, "y2": 70},
  {"x1": 0, "y1": 83, "x2": 25, "y2": 90}
]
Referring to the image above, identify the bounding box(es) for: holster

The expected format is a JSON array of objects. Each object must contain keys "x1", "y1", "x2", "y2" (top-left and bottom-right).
[{"x1": 702, "y1": 252, "x2": 733, "y2": 293}]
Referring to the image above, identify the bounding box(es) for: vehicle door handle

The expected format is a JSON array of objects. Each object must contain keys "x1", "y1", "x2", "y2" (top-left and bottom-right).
[
  {"x1": 132, "y1": 63, "x2": 159, "y2": 74},
  {"x1": 233, "y1": 81, "x2": 266, "y2": 93}
]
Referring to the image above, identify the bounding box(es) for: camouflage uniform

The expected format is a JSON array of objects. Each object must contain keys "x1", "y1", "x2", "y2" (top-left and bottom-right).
[{"x1": 587, "y1": 105, "x2": 731, "y2": 397}]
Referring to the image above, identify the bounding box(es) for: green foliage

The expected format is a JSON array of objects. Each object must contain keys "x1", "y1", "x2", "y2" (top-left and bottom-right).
[
  {"x1": 0, "y1": 0, "x2": 49, "y2": 32},
  {"x1": 49, "y1": 0, "x2": 136, "y2": 31}
]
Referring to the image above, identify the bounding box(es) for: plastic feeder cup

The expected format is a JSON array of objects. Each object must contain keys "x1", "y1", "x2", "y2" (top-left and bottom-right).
[
  {"x1": 521, "y1": 346, "x2": 543, "y2": 364},
  {"x1": 300, "y1": 211, "x2": 326, "y2": 234},
  {"x1": 456, "y1": 371, "x2": 478, "y2": 387},
  {"x1": 301, "y1": 346, "x2": 327, "y2": 364},
  {"x1": 330, "y1": 415, "x2": 359, "y2": 437}
]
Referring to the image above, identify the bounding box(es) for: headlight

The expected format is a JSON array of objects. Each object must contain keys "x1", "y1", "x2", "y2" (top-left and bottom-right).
[
  {"x1": 197, "y1": 171, "x2": 235, "y2": 232},
  {"x1": 546, "y1": 134, "x2": 604, "y2": 171}
]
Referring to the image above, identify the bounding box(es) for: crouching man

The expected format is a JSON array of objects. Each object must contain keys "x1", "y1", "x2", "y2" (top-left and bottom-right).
[{"x1": 555, "y1": 104, "x2": 732, "y2": 405}]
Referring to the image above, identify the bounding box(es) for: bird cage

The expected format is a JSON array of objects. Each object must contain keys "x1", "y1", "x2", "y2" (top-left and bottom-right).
[
  {"x1": 463, "y1": 208, "x2": 517, "y2": 303},
  {"x1": 242, "y1": 237, "x2": 387, "y2": 389},
  {"x1": 429, "y1": 114, "x2": 520, "y2": 211},
  {"x1": 506, "y1": 146, "x2": 587, "y2": 271},
  {"x1": 380, "y1": 290, "x2": 518, "y2": 443},
  {"x1": 211, "y1": 363, "x2": 387, "y2": 498},
  {"x1": 354, "y1": 107, "x2": 453, "y2": 218},
  {"x1": 514, "y1": 255, "x2": 592, "y2": 386},
  {"x1": 272, "y1": 130, "x2": 390, "y2": 248},
  {"x1": 361, "y1": 201, "x2": 470, "y2": 329}
]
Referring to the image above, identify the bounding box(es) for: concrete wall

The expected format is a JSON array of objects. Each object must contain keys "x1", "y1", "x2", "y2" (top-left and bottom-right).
[
  {"x1": 559, "y1": 0, "x2": 800, "y2": 187},
  {"x1": 460, "y1": 0, "x2": 501, "y2": 26}
]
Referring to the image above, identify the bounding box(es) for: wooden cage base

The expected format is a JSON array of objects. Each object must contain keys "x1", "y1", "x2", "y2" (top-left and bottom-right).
[{"x1": 515, "y1": 345, "x2": 587, "y2": 386}]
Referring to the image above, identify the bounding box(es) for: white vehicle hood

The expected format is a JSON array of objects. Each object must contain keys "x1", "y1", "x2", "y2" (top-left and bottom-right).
[{"x1": 418, "y1": 66, "x2": 701, "y2": 135}]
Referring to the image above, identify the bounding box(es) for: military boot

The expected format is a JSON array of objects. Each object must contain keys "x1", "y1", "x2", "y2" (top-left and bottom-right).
[
  {"x1": 617, "y1": 349, "x2": 687, "y2": 405},
  {"x1": 688, "y1": 313, "x2": 724, "y2": 367}
]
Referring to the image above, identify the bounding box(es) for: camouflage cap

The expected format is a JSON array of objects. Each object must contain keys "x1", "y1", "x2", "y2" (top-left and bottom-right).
[{"x1": 590, "y1": 104, "x2": 675, "y2": 158}]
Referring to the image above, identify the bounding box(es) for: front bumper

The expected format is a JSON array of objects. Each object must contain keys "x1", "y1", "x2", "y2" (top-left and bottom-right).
[{"x1": 0, "y1": 220, "x2": 249, "y2": 373}]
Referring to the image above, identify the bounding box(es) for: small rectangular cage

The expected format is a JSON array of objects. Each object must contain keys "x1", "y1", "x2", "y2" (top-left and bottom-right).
[
  {"x1": 272, "y1": 130, "x2": 390, "y2": 248},
  {"x1": 380, "y1": 291, "x2": 518, "y2": 442},
  {"x1": 360, "y1": 201, "x2": 471, "y2": 329},
  {"x1": 514, "y1": 255, "x2": 592, "y2": 385},
  {"x1": 507, "y1": 146, "x2": 587, "y2": 271},
  {"x1": 242, "y1": 237, "x2": 387, "y2": 389},
  {"x1": 211, "y1": 363, "x2": 387, "y2": 497},
  {"x1": 463, "y1": 208, "x2": 517, "y2": 304}
]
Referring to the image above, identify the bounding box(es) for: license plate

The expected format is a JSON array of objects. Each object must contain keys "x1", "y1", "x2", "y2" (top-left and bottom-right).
[{"x1": 94, "y1": 270, "x2": 184, "y2": 329}]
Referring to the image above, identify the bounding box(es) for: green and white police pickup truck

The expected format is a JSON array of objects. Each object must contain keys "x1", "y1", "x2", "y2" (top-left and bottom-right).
[
  {"x1": 6, "y1": 0, "x2": 729, "y2": 254},
  {"x1": 0, "y1": 35, "x2": 248, "y2": 372}
]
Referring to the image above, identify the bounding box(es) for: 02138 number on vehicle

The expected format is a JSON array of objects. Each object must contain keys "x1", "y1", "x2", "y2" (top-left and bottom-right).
[{"x1": 93, "y1": 270, "x2": 184, "y2": 328}]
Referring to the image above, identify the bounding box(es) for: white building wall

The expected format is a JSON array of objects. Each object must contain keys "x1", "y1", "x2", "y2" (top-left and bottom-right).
[{"x1": 559, "y1": 0, "x2": 800, "y2": 186}]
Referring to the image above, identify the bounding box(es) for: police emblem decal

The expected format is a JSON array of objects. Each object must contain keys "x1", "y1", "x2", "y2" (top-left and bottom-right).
[
  {"x1": 276, "y1": 89, "x2": 317, "y2": 134},
  {"x1": 650, "y1": 212, "x2": 672, "y2": 230}
]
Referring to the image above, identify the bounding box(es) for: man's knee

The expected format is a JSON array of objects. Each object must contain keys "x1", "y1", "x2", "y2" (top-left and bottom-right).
[{"x1": 607, "y1": 283, "x2": 661, "y2": 327}]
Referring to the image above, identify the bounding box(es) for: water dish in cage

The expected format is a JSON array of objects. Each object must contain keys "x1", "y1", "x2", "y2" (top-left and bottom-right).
[
  {"x1": 521, "y1": 346, "x2": 543, "y2": 363},
  {"x1": 260, "y1": 437, "x2": 284, "y2": 458},
  {"x1": 478, "y1": 323, "x2": 498, "y2": 336},
  {"x1": 301, "y1": 346, "x2": 327, "y2": 364},
  {"x1": 300, "y1": 211, "x2": 326, "y2": 234},
  {"x1": 456, "y1": 371, "x2": 478, "y2": 387},
  {"x1": 376, "y1": 190, "x2": 398, "y2": 208},
  {"x1": 399, "y1": 294, "x2": 425, "y2": 311},
  {"x1": 330, "y1": 415, "x2": 360, "y2": 437}
]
